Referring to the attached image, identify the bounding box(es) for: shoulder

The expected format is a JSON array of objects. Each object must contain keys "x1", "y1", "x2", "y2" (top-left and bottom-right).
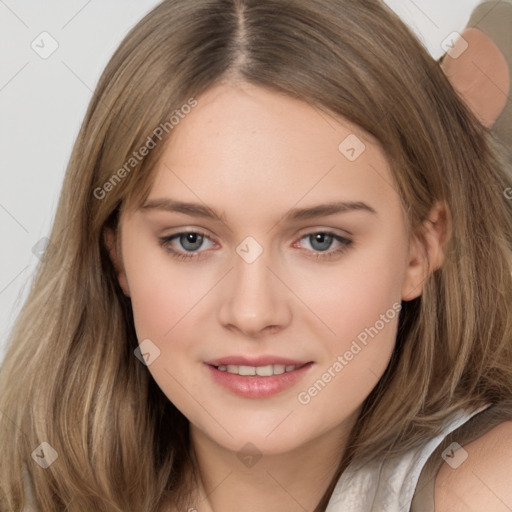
[{"x1": 434, "y1": 418, "x2": 512, "y2": 511}]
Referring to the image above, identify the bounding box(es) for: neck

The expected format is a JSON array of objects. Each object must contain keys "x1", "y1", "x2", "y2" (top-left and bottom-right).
[{"x1": 186, "y1": 410, "x2": 360, "y2": 512}]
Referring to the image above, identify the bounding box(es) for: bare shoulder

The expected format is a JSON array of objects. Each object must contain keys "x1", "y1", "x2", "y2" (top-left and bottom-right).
[{"x1": 434, "y1": 419, "x2": 512, "y2": 511}]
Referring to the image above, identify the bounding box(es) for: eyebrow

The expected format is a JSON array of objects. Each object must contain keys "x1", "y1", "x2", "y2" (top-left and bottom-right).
[{"x1": 140, "y1": 198, "x2": 377, "y2": 223}]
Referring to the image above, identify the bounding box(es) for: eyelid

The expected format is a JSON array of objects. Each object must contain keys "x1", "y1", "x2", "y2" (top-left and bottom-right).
[{"x1": 295, "y1": 225, "x2": 353, "y2": 238}]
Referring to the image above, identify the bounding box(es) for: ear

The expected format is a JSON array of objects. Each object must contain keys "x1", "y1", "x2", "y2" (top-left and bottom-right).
[
  {"x1": 401, "y1": 202, "x2": 451, "y2": 301},
  {"x1": 441, "y1": 28, "x2": 510, "y2": 128},
  {"x1": 103, "y1": 227, "x2": 131, "y2": 297}
]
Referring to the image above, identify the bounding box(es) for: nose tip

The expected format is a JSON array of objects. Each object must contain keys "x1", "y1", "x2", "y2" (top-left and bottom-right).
[{"x1": 230, "y1": 319, "x2": 283, "y2": 339}]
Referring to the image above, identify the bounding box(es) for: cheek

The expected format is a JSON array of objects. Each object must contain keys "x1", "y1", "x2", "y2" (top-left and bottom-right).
[
  {"x1": 296, "y1": 234, "x2": 406, "y2": 345},
  {"x1": 122, "y1": 234, "x2": 202, "y2": 340},
  {"x1": 129, "y1": 277, "x2": 185, "y2": 341},
  {"x1": 123, "y1": 246, "x2": 205, "y2": 415},
  {"x1": 293, "y1": 233, "x2": 405, "y2": 407},
  {"x1": 295, "y1": 272, "x2": 402, "y2": 419}
]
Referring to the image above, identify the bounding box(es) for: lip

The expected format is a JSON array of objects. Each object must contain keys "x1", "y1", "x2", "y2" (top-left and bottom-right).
[
  {"x1": 204, "y1": 358, "x2": 314, "y2": 399},
  {"x1": 204, "y1": 355, "x2": 309, "y2": 367}
]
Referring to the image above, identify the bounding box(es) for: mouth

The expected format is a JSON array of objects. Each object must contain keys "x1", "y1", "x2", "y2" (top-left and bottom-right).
[
  {"x1": 209, "y1": 362, "x2": 309, "y2": 376},
  {"x1": 204, "y1": 357, "x2": 314, "y2": 398}
]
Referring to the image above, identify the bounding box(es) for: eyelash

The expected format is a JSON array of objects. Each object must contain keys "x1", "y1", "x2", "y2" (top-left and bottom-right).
[{"x1": 159, "y1": 230, "x2": 353, "y2": 262}]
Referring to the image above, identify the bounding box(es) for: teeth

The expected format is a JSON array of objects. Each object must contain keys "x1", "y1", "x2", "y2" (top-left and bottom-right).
[
  {"x1": 273, "y1": 364, "x2": 286, "y2": 374},
  {"x1": 216, "y1": 364, "x2": 299, "y2": 376},
  {"x1": 239, "y1": 365, "x2": 256, "y2": 376},
  {"x1": 256, "y1": 365, "x2": 273, "y2": 376}
]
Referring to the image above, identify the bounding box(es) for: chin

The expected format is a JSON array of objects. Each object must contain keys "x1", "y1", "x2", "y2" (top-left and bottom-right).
[{"x1": 191, "y1": 414, "x2": 319, "y2": 458}]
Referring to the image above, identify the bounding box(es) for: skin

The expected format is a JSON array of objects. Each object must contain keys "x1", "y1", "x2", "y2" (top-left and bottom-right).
[
  {"x1": 441, "y1": 27, "x2": 510, "y2": 128},
  {"x1": 105, "y1": 80, "x2": 447, "y2": 512},
  {"x1": 434, "y1": 419, "x2": 512, "y2": 511}
]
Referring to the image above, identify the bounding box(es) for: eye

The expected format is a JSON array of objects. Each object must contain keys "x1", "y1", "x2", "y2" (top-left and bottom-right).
[
  {"x1": 294, "y1": 232, "x2": 353, "y2": 260},
  {"x1": 159, "y1": 230, "x2": 353, "y2": 262},
  {"x1": 159, "y1": 230, "x2": 216, "y2": 261}
]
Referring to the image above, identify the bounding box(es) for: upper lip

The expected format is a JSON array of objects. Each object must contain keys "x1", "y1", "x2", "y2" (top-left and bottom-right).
[{"x1": 205, "y1": 355, "x2": 312, "y2": 367}]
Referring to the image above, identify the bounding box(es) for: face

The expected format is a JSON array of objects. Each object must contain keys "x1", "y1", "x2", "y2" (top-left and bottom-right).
[{"x1": 109, "y1": 81, "x2": 432, "y2": 457}]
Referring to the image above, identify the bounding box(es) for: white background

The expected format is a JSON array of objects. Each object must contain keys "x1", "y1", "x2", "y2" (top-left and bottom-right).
[{"x1": 0, "y1": 0, "x2": 482, "y2": 359}]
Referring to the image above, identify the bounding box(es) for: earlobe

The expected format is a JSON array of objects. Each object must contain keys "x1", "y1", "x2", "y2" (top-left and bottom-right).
[
  {"x1": 401, "y1": 202, "x2": 451, "y2": 301},
  {"x1": 103, "y1": 227, "x2": 131, "y2": 297}
]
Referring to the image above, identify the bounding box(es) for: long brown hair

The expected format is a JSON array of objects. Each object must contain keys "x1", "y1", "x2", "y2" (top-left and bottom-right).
[{"x1": 1, "y1": 0, "x2": 512, "y2": 510}]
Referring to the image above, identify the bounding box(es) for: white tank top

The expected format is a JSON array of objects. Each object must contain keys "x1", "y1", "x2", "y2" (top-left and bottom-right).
[{"x1": 325, "y1": 404, "x2": 490, "y2": 511}]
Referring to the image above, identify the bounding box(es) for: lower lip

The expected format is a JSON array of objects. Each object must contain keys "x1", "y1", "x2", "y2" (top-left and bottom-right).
[{"x1": 204, "y1": 362, "x2": 314, "y2": 398}]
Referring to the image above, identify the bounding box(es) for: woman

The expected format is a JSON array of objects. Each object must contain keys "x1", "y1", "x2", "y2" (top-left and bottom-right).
[{"x1": 1, "y1": 1, "x2": 511, "y2": 511}]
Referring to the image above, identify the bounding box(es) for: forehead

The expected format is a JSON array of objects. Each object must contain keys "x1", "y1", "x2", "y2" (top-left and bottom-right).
[{"x1": 142, "y1": 82, "x2": 401, "y2": 223}]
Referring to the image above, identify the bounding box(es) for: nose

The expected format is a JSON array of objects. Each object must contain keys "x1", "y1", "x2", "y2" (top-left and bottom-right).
[{"x1": 217, "y1": 245, "x2": 292, "y2": 338}]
